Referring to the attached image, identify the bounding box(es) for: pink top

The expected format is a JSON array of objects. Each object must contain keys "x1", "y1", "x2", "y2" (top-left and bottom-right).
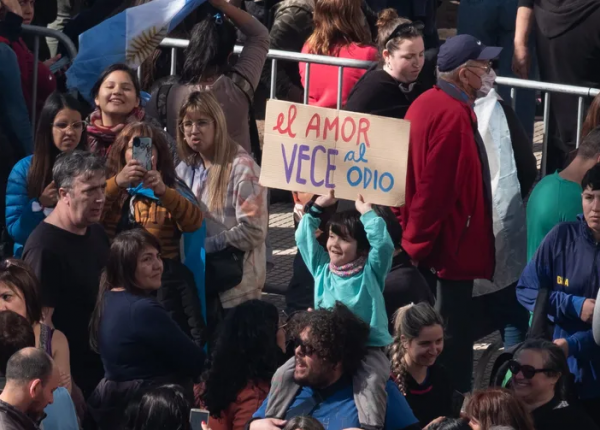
[{"x1": 299, "y1": 43, "x2": 378, "y2": 108}]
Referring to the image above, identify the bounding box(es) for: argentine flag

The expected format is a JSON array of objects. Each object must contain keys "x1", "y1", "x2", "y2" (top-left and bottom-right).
[{"x1": 67, "y1": 0, "x2": 206, "y2": 104}]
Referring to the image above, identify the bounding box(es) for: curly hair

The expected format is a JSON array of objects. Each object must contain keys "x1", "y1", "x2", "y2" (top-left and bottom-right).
[
  {"x1": 201, "y1": 300, "x2": 282, "y2": 417},
  {"x1": 289, "y1": 302, "x2": 370, "y2": 374},
  {"x1": 390, "y1": 303, "x2": 443, "y2": 395}
]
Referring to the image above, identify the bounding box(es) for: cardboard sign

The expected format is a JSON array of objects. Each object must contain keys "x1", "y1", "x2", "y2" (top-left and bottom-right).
[{"x1": 260, "y1": 100, "x2": 410, "y2": 206}]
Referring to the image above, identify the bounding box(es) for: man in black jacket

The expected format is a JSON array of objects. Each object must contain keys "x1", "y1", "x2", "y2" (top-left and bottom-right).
[{"x1": 0, "y1": 348, "x2": 60, "y2": 430}]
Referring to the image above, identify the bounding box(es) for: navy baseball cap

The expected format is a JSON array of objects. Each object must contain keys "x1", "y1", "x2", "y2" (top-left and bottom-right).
[{"x1": 438, "y1": 34, "x2": 502, "y2": 72}]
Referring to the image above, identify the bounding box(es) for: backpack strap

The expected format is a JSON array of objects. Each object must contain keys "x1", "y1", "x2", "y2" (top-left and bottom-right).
[
  {"x1": 156, "y1": 83, "x2": 174, "y2": 129},
  {"x1": 227, "y1": 70, "x2": 255, "y2": 104}
]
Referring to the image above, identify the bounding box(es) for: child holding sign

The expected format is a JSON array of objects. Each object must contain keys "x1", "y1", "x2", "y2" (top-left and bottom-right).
[{"x1": 268, "y1": 190, "x2": 394, "y2": 429}]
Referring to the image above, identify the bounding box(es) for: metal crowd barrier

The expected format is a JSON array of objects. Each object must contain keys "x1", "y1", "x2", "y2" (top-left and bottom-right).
[
  {"x1": 22, "y1": 25, "x2": 78, "y2": 133},
  {"x1": 17, "y1": 25, "x2": 599, "y2": 177},
  {"x1": 161, "y1": 37, "x2": 600, "y2": 176}
]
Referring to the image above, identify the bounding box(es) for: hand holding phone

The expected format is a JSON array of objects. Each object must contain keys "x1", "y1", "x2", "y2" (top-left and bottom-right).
[{"x1": 48, "y1": 56, "x2": 71, "y2": 74}]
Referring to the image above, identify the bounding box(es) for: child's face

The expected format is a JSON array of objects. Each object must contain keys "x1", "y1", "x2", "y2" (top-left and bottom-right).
[{"x1": 327, "y1": 228, "x2": 359, "y2": 267}]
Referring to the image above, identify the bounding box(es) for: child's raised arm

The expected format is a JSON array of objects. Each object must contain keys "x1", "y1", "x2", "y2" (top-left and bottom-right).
[
  {"x1": 356, "y1": 194, "x2": 395, "y2": 290},
  {"x1": 294, "y1": 191, "x2": 337, "y2": 276}
]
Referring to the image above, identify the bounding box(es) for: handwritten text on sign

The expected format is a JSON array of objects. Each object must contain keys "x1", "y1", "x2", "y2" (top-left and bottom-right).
[{"x1": 259, "y1": 100, "x2": 410, "y2": 206}]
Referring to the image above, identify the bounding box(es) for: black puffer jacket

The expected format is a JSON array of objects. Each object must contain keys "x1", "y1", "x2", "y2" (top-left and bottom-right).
[{"x1": 0, "y1": 399, "x2": 40, "y2": 430}]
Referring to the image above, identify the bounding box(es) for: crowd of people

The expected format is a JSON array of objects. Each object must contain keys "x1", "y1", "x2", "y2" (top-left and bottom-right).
[{"x1": 1, "y1": 0, "x2": 600, "y2": 429}]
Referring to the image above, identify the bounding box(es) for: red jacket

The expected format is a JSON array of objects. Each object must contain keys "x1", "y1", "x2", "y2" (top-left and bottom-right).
[{"x1": 398, "y1": 85, "x2": 495, "y2": 281}]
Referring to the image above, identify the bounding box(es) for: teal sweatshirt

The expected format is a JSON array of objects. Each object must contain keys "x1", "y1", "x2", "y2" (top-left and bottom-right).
[{"x1": 295, "y1": 208, "x2": 394, "y2": 347}]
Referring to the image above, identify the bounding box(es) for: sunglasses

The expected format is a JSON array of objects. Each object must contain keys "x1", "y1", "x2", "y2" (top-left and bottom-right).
[
  {"x1": 384, "y1": 21, "x2": 425, "y2": 46},
  {"x1": 294, "y1": 338, "x2": 316, "y2": 357},
  {"x1": 508, "y1": 360, "x2": 555, "y2": 379}
]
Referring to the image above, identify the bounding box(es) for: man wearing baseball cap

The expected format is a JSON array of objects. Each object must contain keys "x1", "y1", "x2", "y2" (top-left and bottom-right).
[{"x1": 398, "y1": 34, "x2": 501, "y2": 393}]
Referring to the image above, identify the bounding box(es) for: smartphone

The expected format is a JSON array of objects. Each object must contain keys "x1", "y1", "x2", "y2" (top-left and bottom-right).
[
  {"x1": 190, "y1": 409, "x2": 210, "y2": 430},
  {"x1": 49, "y1": 56, "x2": 71, "y2": 74},
  {"x1": 132, "y1": 137, "x2": 152, "y2": 171}
]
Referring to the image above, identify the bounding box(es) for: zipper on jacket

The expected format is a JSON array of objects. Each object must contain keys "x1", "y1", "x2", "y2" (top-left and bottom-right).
[{"x1": 455, "y1": 215, "x2": 471, "y2": 256}]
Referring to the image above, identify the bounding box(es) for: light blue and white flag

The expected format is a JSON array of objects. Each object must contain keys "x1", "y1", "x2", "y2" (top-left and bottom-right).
[{"x1": 67, "y1": 0, "x2": 206, "y2": 104}]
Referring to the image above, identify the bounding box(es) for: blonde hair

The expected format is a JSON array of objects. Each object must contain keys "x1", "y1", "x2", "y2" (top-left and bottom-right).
[
  {"x1": 176, "y1": 91, "x2": 238, "y2": 213},
  {"x1": 390, "y1": 302, "x2": 443, "y2": 395},
  {"x1": 305, "y1": 0, "x2": 372, "y2": 56},
  {"x1": 376, "y1": 9, "x2": 422, "y2": 55}
]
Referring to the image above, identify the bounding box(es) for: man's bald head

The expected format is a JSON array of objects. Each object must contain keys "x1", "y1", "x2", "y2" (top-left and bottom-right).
[{"x1": 5, "y1": 347, "x2": 54, "y2": 386}]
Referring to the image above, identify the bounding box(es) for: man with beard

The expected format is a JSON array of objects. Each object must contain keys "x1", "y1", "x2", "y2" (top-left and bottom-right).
[
  {"x1": 22, "y1": 151, "x2": 109, "y2": 397},
  {"x1": 0, "y1": 348, "x2": 60, "y2": 430},
  {"x1": 398, "y1": 34, "x2": 501, "y2": 394},
  {"x1": 249, "y1": 303, "x2": 419, "y2": 430}
]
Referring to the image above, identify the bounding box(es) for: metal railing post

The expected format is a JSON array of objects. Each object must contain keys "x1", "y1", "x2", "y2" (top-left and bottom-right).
[
  {"x1": 303, "y1": 63, "x2": 310, "y2": 105},
  {"x1": 31, "y1": 36, "x2": 39, "y2": 133},
  {"x1": 510, "y1": 87, "x2": 516, "y2": 111},
  {"x1": 170, "y1": 47, "x2": 178, "y2": 76},
  {"x1": 336, "y1": 66, "x2": 344, "y2": 109},
  {"x1": 270, "y1": 59, "x2": 277, "y2": 99},
  {"x1": 541, "y1": 92, "x2": 551, "y2": 177},
  {"x1": 576, "y1": 96, "x2": 585, "y2": 148}
]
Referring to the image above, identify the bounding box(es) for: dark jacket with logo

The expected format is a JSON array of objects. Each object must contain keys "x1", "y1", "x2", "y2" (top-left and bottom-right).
[
  {"x1": 0, "y1": 399, "x2": 40, "y2": 430},
  {"x1": 399, "y1": 82, "x2": 495, "y2": 281},
  {"x1": 517, "y1": 215, "x2": 600, "y2": 400}
]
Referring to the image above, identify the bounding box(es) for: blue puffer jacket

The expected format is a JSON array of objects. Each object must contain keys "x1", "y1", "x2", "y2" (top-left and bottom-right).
[
  {"x1": 5, "y1": 155, "x2": 46, "y2": 257},
  {"x1": 517, "y1": 215, "x2": 600, "y2": 400}
]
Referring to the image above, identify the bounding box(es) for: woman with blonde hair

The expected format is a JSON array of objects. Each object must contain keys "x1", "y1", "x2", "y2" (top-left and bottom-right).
[
  {"x1": 390, "y1": 303, "x2": 458, "y2": 428},
  {"x1": 345, "y1": 9, "x2": 435, "y2": 119},
  {"x1": 298, "y1": 0, "x2": 377, "y2": 108},
  {"x1": 175, "y1": 91, "x2": 267, "y2": 327}
]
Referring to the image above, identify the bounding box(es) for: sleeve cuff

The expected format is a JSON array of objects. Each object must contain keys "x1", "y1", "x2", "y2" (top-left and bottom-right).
[
  {"x1": 360, "y1": 209, "x2": 376, "y2": 223},
  {"x1": 573, "y1": 296, "x2": 586, "y2": 319}
]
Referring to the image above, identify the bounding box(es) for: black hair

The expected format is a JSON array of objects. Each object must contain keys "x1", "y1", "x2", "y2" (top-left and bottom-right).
[
  {"x1": 426, "y1": 418, "x2": 471, "y2": 430},
  {"x1": 89, "y1": 229, "x2": 162, "y2": 352},
  {"x1": 289, "y1": 302, "x2": 370, "y2": 375},
  {"x1": 126, "y1": 384, "x2": 191, "y2": 430},
  {"x1": 180, "y1": 11, "x2": 237, "y2": 84},
  {"x1": 28, "y1": 91, "x2": 88, "y2": 199},
  {"x1": 328, "y1": 210, "x2": 370, "y2": 255},
  {"x1": 5, "y1": 347, "x2": 53, "y2": 386},
  {"x1": 578, "y1": 126, "x2": 600, "y2": 160},
  {"x1": 515, "y1": 339, "x2": 571, "y2": 401},
  {"x1": 0, "y1": 311, "x2": 35, "y2": 375},
  {"x1": 91, "y1": 63, "x2": 142, "y2": 101},
  {"x1": 283, "y1": 416, "x2": 326, "y2": 430},
  {"x1": 582, "y1": 163, "x2": 600, "y2": 191},
  {"x1": 202, "y1": 300, "x2": 282, "y2": 417},
  {"x1": 372, "y1": 205, "x2": 402, "y2": 248}
]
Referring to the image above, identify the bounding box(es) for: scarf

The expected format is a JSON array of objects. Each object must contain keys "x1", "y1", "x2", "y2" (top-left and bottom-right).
[
  {"x1": 87, "y1": 107, "x2": 146, "y2": 157},
  {"x1": 329, "y1": 255, "x2": 367, "y2": 278}
]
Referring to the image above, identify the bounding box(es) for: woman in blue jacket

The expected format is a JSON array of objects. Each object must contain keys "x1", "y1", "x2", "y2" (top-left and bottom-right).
[{"x1": 5, "y1": 91, "x2": 87, "y2": 256}]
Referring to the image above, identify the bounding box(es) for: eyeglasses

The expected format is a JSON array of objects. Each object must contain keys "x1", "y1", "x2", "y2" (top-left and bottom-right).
[
  {"x1": 294, "y1": 338, "x2": 316, "y2": 357},
  {"x1": 52, "y1": 121, "x2": 87, "y2": 131},
  {"x1": 180, "y1": 120, "x2": 214, "y2": 133},
  {"x1": 508, "y1": 360, "x2": 555, "y2": 379},
  {"x1": 466, "y1": 62, "x2": 492, "y2": 74}
]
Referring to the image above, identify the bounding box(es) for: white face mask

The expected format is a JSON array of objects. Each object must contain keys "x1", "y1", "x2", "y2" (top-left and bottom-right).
[{"x1": 478, "y1": 69, "x2": 497, "y2": 97}]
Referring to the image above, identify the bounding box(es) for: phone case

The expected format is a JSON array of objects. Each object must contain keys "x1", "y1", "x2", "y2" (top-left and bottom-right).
[{"x1": 133, "y1": 137, "x2": 152, "y2": 171}]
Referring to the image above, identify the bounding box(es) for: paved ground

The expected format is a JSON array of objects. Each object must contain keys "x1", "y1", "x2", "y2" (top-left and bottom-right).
[{"x1": 262, "y1": 121, "x2": 545, "y2": 389}]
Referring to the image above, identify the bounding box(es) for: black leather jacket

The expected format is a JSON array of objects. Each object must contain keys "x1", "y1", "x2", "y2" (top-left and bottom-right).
[{"x1": 0, "y1": 400, "x2": 40, "y2": 430}]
